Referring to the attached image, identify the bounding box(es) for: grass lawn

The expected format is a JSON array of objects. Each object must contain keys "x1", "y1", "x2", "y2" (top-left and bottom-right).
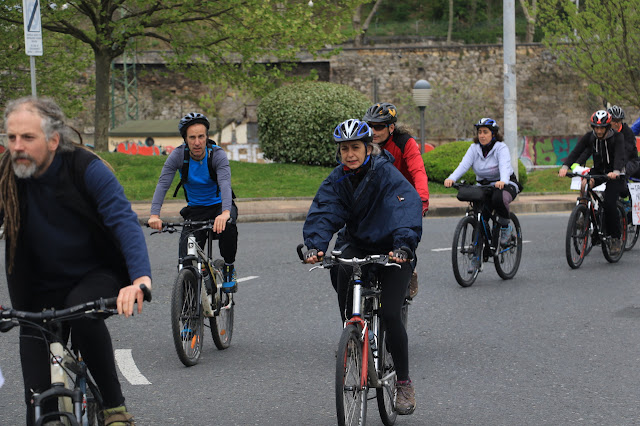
[{"x1": 100, "y1": 152, "x2": 570, "y2": 201}]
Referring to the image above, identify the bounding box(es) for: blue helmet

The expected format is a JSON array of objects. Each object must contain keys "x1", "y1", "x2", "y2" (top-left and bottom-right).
[
  {"x1": 333, "y1": 119, "x2": 373, "y2": 144},
  {"x1": 474, "y1": 117, "x2": 499, "y2": 133},
  {"x1": 178, "y1": 112, "x2": 210, "y2": 138}
]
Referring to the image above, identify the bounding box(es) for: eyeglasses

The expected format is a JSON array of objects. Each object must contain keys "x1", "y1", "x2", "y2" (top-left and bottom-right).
[{"x1": 367, "y1": 123, "x2": 387, "y2": 131}]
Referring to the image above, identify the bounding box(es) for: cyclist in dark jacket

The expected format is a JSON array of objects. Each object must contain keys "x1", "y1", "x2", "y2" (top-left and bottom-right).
[
  {"x1": 608, "y1": 105, "x2": 640, "y2": 178},
  {"x1": 2, "y1": 97, "x2": 151, "y2": 425},
  {"x1": 559, "y1": 110, "x2": 626, "y2": 255},
  {"x1": 303, "y1": 119, "x2": 422, "y2": 415}
]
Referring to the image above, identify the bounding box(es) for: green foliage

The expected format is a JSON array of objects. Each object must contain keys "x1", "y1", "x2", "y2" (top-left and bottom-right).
[
  {"x1": 424, "y1": 141, "x2": 477, "y2": 183},
  {"x1": 0, "y1": 23, "x2": 93, "y2": 116},
  {"x1": 257, "y1": 82, "x2": 371, "y2": 166},
  {"x1": 423, "y1": 140, "x2": 528, "y2": 186},
  {"x1": 539, "y1": 0, "x2": 640, "y2": 109}
]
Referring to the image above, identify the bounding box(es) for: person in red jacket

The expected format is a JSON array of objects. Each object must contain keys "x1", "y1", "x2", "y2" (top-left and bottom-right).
[{"x1": 363, "y1": 102, "x2": 430, "y2": 299}]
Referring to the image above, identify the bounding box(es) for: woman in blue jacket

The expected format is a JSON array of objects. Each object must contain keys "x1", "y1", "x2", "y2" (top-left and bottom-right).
[{"x1": 302, "y1": 119, "x2": 422, "y2": 415}]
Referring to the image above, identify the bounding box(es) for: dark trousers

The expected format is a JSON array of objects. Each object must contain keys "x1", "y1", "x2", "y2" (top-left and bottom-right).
[
  {"x1": 179, "y1": 203, "x2": 238, "y2": 264},
  {"x1": 335, "y1": 246, "x2": 412, "y2": 381},
  {"x1": 598, "y1": 177, "x2": 625, "y2": 238},
  {"x1": 18, "y1": 269, "x2": 124, "y2": 425}
]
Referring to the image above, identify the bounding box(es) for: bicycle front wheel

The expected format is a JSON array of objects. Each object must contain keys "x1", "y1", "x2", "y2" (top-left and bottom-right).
[
  {"x1": 565, "y1": 204, "x2": 591, "y2": 269},
  {"x1": 210, "y1": 260, "x2": 234, "y2": 350},
  {"x1": 336, "y1": 324, "x2": 367, "y2": 426},
  {"x1": 171, "y1": 268, "x2": 204, "y2": 366},
  {"x1": 376, "y1": 319, "x2": 398, "y2": 426},
  {"x1": 494, "y1": 212, "x2": 523, "y2": 279},
  {"x1": 601, "y1": 202, "x2": 626, "y2": 263},
  {"x1": 452, "y1": 216, "x2": 480, "y2": 287}
]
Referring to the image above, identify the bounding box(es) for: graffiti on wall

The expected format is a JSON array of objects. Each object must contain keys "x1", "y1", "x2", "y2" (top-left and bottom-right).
[
  {"x1": 520, "y1": 135, "x2": 640, "y2": 167},
  {"x1": 519, "y1": 135, "x2": 580, "y2": 167},
  {"x1": 113, "y1": 137, "x2": 174, "y2": 156}
]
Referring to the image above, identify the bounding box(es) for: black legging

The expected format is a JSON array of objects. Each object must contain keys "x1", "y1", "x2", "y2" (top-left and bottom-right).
[
  {"x1": 17, "y1": 269, "x2": 124, "y2": 425},
  {"x1": 486, "y1": 185, "x2": 518, "y2": 227},
  {"x1": 594, "y1": 176, "x2": 625, "y2": 239},
  {"x1": 335, "y1": 246, "x2": 412, "y2": 381},
  {"x1": 179, "y1": 203, "x2": 238, "y2": 264}
]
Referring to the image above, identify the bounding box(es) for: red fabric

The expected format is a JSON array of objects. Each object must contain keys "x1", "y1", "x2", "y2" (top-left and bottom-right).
[{"x1": 383, "y1": 134, "x2": 430, "y2": 212}]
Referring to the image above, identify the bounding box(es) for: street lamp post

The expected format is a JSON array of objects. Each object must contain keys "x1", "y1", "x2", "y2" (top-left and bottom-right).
[{"x1": 412, "y1": 79, "x2": 432, "y2": 153}]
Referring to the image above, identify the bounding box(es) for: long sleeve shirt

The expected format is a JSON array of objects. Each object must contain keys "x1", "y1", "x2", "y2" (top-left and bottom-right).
[{"x1": 446, "y1": 142, "x2": 519, "y2": 191}]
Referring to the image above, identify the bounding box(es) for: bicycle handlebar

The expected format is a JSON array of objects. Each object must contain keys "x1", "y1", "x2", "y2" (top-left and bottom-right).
[
  {"x1": 296, "y1": 244, "x2": 408, "y2": 269},
  {"x1": 0, "y1": 284, "x2": 152, "y2": 332},
  {"x1": 147, "y1": 220, "x2": 216, "y2": 235},
  {"x1": 564, "y1": 172, "x2": 614, "y2": 180}
]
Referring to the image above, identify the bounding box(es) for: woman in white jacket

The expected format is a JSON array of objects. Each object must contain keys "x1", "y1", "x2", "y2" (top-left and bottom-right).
[{"x1": 444, "y1": 118, "x2": 520, "y2": 245}]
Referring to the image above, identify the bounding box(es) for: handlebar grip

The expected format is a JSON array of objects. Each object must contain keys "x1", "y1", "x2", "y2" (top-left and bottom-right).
[
  {"x1": 400, "y1": 246, "x2": 415, "y2": 261},
  {"x1": 296, "y1": 244, "x2": 305, "y2": 262},
  {"x1": 140, "y1": 283, "x2": 152, "y2": 303}
]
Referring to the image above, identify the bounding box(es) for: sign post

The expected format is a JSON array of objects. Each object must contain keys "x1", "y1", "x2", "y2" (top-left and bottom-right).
[{"x1": 22, "y1": 0, "x2": 43, "y2": 97}]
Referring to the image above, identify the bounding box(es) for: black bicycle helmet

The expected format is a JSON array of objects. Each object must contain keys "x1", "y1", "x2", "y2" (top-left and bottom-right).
[
  {"x1": 474, "y1": 117, "x2": 499, "y2": 133},
  {"x1": 333, "y1": 119, "x2": 373, "y2": 144},
  {"x1": 362, "y1": 103, "x2": 398, "y2": 124},
  {"x1": 178, "y1": 112, "x2": 210, "y2": 138},
  {"x1": 607, "y1": 105, "x2": 625, "y2": 120},
  {"x1": 590, "y1": 110, "x2": 611, "y2": 127}
]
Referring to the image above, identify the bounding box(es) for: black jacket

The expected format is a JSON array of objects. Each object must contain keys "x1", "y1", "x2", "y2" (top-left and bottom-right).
[{"x1": 564, "y1": 129, "x2": 626, "y2": 174}]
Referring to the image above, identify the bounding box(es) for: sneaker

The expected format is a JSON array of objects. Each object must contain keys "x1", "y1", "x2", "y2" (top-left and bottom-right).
[
  {"x1": 500, "y1": 224, "x2": 513, "y2": 246},
  {"x1": 467, "y1": 256, "x2": 480, "y2": 274},
  {"x1": 609, "y1": 238, "x2": 622, "y2": 256},
  {"x1": 396, "y1": 380, "x2": 416, "y2": 415},
  {"x1": 101, "y1": 405, "x2": 135, "y2": 425},
  {"x1": 408, "y1": 270, "x2": 418, "y2": 299},
  {"x1": 575, "y1": 215, "x2": 585, "y2": 231},
  {"x1": 222, "y1": 264, "x2": 237, "y2": 293}
]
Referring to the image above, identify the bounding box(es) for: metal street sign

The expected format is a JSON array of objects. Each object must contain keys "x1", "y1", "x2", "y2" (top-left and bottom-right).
[{"x1": 22, "y1": 0, "x2": 43, "y2": 56}]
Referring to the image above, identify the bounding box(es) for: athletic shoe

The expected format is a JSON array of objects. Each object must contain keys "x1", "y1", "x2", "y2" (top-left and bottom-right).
[
  {"x1": 609, "y1": 238, "x2": 622, "y2": 256},
  {"x1": 408, "y1": 270, "x2": 418, "y2": 299},
  {"x1": 102, "y1": 405, "x2": 135, "y2": 425},
  {"x1": 500, "y1": 224, "x2": 513, "y2": 246},
  {"x1": 396, "y1": 380, "x2": 416, "y2": 415},
  {"x1": 222, "y1": 264, "x2": 237, "y2": 293}
]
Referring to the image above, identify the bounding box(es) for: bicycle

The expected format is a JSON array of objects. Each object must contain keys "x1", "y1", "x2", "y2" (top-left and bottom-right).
[
  {"x1": 0, "y1": 285, "x2": 152, "y2": 426},
  {"x1": 621, "y1": 177, "x2": 640, "y2": 251},
  {"x1": 450, "y1": 183, "x2": 523, "y2": 287},
  {"x1": 150, "y1": 220, "x2": 234, "y2": 367},
  {"x1": 563, "y1": 172, "x2": 627, "y2": 268},
  {"x1": 297, "y1": 244, "x2": 409, "y2": 426}
]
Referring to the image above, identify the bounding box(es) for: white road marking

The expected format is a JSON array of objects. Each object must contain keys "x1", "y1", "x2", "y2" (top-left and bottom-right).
[
  {"x1": 115, "y1": 349, "x2": 151, "y2": 385},
  {"x1": 431, "y1": 241, "x2": 531, "y2": 252},
  {"x1": 238, "y1": 276, "x2": 258, "y2": 283}
]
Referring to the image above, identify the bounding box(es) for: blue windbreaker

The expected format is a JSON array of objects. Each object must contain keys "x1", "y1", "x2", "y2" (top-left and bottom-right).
[{"x1": 303, "y1": 150, "x2": 422, "y2": 254}]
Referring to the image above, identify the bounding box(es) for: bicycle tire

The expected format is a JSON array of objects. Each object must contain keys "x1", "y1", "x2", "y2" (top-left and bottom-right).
[
  {"x1": 624, "y1": 218, "x2": 640, "y2": 251},
  {"x1": 452, "y1": 216, "x2": 480, "y2": 287},
  {"x1": 210, "y1": 259, "x2": 234, "y2": 350},
  {"x1": 601, "y1": 202, "x2": 626, "y2": 263},
  {"x1": 494, "y1": 212, "x2": 523, "y2": 279},
  {"x1": 376, "y1": 318, "x2": 398, "y2": 426},
  {"x1": 171, "y1": 268, "x2": 204, "y2": 366},
  {"x1": 86, "y1": 380, "x2": 104, "y2": 426},
  {"x1": 336, "y1": 324, "x2": 367, "y2": 426},
  {"x1": 565, "y1": 204, "x2": 591, "y2": 269}
]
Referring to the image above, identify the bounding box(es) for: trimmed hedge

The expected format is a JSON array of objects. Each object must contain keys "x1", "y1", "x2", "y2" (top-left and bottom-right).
[
  {"x1": 424, "y1": 140, "x2": 528, "y2": 187},
  {"x1": 258, "y1": 82, "x2": 371, "y2": 167}
]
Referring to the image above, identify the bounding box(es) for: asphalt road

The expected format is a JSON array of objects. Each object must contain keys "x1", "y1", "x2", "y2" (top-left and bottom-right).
[{"x1": 2, "y1": 213, "x2": 640, "y2": 425}]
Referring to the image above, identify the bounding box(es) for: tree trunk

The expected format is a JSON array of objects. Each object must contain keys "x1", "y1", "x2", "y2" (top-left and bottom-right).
[
  {"x1": 353, "y1": 5, "x2": 363, "y2": 47},
  {"x1": 447, "y1": 0, "x2": 453, "y2": 43},
  {"x1": 94, "y1": 49, "x2": 112, "y2": 152}
]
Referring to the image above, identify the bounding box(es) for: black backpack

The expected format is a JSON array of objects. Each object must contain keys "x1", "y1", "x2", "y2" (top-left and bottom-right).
[{"x1": 172, "y1": 140, "x2": 236, "y2": 202}]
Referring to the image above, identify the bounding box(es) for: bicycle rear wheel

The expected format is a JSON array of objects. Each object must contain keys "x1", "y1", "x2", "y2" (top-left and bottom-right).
[
  {"x1": 376, "y1": 319, "x2": 398, "y2": 426},
  {"x1": 494, "y1": 212, "x2": 523, "y2": 279},
  {"x1": 210, "y1": 260, "x2": 234, "y2": 350},
  {"x1": 336, "y1": 324, "x2": 367, "y2": 426},
  {"x1": 565, "y1": 204, "x2": 591, "y2": 269},
  {"x1": 452, "y1": 216, "x2": 480, "y2": 287},
  {"x1": 601, "y1": 202, "x2": 626, "y2": 263},
  {"x1": 171, "y1": 268, "x2": 204, "y2": 366},
  {"x1": 624, "y1": 219, "x2": 640, "y2": 251}
]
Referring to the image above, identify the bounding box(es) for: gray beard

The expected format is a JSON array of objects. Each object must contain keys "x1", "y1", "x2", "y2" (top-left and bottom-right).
[{"x1": 12, "y1": 157, "x2": 37, "y2": 179}]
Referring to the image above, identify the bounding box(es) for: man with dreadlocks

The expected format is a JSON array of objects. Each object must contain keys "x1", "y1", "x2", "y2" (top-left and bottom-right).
[{"x1": 1, "y1": 97, "x2": 151, "y2": 425}]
